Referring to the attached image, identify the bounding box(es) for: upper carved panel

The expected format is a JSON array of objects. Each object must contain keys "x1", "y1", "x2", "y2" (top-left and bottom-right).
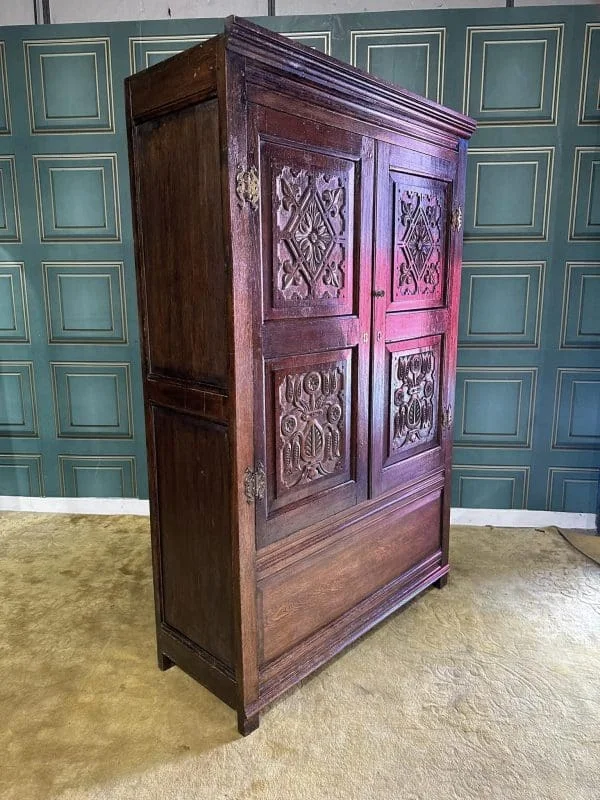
[
  {"x1": 392, "y1": 179, "x2": 448, "y2": 308},
  {"x1": 277, "y1": 362, "x2": 346, "y2": 493},
  {"x1": 275, "y1": 167, "x2": 349, "y2": 307}
]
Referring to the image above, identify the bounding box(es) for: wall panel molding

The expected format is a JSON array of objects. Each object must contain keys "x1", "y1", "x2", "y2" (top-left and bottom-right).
[
  {"x1": 33, "y1": 154, "x2": 121, "y2": 242},
  {"x1": 0, "y1": 262, "x2": 29, "y2": 343},
  {"x1": 455, "y1": 367, "x2": 537, "y2": 448},
  {"x1": 24, "y1": 37, "x2": 114, "y2": 133},
  {"x1": 560, "y1": 262, "x2": 600, "y2": 349},
  {"x1": 552, "y1": 369, "x2": 600, "y2": 450},
  {"x1": 569, "y1": 148, "x2": 600, "y2": 241},
  {"x1": 351, "y1": 27, "x2": 445, "y2": 103},
  {"x1": 465, "y1": 148, "x2": 553, "y2": 241},
  {"x1": 43, "y1": 261, "x2": 127, "y2": 344},
  {"x1": 578, "y1": 23, "x2": 600, "y2": 125},
  {"x1": 464, "y1": 23, "x2": 562, "y2": 125},
  {"x1": 547, "y1": 467, "x2": 599, "y2": 513},
  {"x1": 0, "y1": 42, "x2": 11, "y2": 134},
  {"x1": 460, "y1": 261, "x2": 544, "y2": 348}
]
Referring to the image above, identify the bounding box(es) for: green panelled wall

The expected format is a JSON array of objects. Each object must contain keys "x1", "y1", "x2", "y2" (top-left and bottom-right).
[{"x1": 0, "y1": 5, "x2": 598, "y2": 509}]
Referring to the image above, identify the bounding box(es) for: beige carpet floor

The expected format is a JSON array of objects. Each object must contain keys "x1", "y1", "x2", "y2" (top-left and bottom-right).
[
  {"x1": 557, "y1": 527, "x2": 600, "y2": 566},
  {"x1": 1, "y1": 513, "x2": 599, "y2": 800}
]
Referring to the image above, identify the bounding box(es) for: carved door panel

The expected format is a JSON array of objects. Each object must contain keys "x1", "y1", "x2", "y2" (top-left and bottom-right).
[
  {"x1": 249, "y1": 104, "x2": 373, "y2": 549},
  {"x1": 371, "y1": 142, "x2": 461, "y2": 497}
]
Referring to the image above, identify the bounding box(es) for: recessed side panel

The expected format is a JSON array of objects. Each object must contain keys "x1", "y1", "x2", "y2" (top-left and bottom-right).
[
  {"x1": 135, "y1": 98, "x2": 228, "y2": 387},
  {"x1": 153, "y1": 406, "x2": 233, "y2": 669}
]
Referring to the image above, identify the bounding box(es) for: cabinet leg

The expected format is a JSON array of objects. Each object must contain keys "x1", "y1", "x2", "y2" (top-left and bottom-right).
[
  {"x1": 237, "y1": 710, "x2": 260, "y2": 736},
  {"x1": 435, "y1": 573, "x2": 448, "y2": 589},
  {"x1": 158, "y1": 651, "x2": 174, "y2": 671}
]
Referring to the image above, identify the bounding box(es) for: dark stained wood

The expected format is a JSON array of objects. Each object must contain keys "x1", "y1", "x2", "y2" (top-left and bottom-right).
[
  {"x1": 128, "y1": 37, "x2": 218, "y2": 123},
  {"x1": 153, "y1": 406, "x2": 234, "y2": 668},
  {"x1": 135, "y1": 99, "x2": 228, "y2": 388},
  {"x1": 125, "y1": 16, "x2": 475, "y2": 736},
  {"x1": 259, "y1": 489, "x2": 442, "y2": 664}
]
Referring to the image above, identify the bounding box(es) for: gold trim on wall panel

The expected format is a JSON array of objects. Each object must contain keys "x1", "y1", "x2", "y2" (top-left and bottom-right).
[
  {"x1": 0, "y1": 361, "x2": 39, "y2": 439},
  {"x1": 551, "y1": 368, "x2": 600, "y2": 451},
  {"x1": 281, "y1": 32, "x2": 332, "y2": 56},
  {"x1": 33, "y1": 153, "x2": 121, "y2": 243},
  {"x1": 461, "y1": 261, "x2": 545, "y2": 350},
  {"x1": 0, "y1": 156, "x2": 22, "y2": 243},
  {"x1": 578, "y1": 23, "x2": 600, "y2": 125},
  {"x1": 560, "y1": 262, "x2": 600, "y2": 350},
  {"x1": 128, "y1": 35, "x2": 211, "y2": 74},
  {"x1": 23, "y1": 38, "x2": 114, "y2": 135},
  {"x1": 41, "y1": 261, "x2": 128, "y2": 345},
  {"x1": 546, "y1": 467, "x2": 600, "y2": 512},
  {"x1": 456, "y1": 367, "x2": 537, "y2": 450},
  {"x1": 50, "y1": 361, "x2": 134, "y2": 441},
  {"x1": 0, "y1": 453, "x2": 44, "y2": 496},
  {"x1": 467, "y1": 147, "x2": 554, "y2": 243},
  {"x1": 0, "y1": 262, "x2": 30, "y2": 343},
  {"x1": 456, "y1": 465, "x2": 531, "y2": 509},
  {"x1": 58, "y1": 454, "x2": 138, "y2": 498},
  {"x1": 350, "y1": 28, "x2": 446, "y2": 104},
  {"x1": 0, "y1": 43, "x2": 11, "y2": 135},
  {"x1": 463, "y1": 24, "x2": 562, "y2": 127},
  {"x1": 569, "y1": 147, "x2": 600, "y2": 241}
]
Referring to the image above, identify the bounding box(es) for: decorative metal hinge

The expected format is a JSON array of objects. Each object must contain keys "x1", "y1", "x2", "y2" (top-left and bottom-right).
[
  {"x1": 244, "y1": 462, "x2": 265, "y2": 504},
  {"x1": 451, "y1": 206, "x2": 463, "y2": 233},
  {"x1": 236, "y1": 164, "x2": 259, "y2": 210},
  {"x1": 441, "y1": 405, "x2": 453, "y2": 429}
]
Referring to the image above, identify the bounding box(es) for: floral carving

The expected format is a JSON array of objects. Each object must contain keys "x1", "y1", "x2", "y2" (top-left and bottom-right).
[
  {"x1": 275, "y1": 167, "x2": 347, "y2": 304},
  {"x1": 278, "y1": 364, "x2": 345, "y2": 489},
  {"x1": 394, "y1": 187, "x2": 445, "y2": 298},
  {"x1": 391, "y1": 349, "x2": 436, "y2": 451}
]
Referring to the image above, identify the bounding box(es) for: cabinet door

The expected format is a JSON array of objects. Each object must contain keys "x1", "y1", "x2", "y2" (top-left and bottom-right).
[
  {"x1": 371, "y1": 142, "x2": 462, "y2": 497},
  {"x1": 249, "y1": 105, "x2": 373, "y2": 549}
]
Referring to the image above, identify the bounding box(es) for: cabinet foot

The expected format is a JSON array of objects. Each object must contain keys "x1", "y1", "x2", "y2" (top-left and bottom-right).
[
  {"x1": 435, "y1": 573, "x2": 448, "y2": 589},
  {"x1": 158, "y1": 652, "x2": 174, "y2": 671},
  {"x1": 237, "y1": 711, "x2": 260, "y2": 736}
]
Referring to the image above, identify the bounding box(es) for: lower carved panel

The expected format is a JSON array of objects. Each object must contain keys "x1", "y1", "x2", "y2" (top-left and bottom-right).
[
  {"x1": 387, "y1": 336, "x2": 441, "y2": 464},
  {"x1": 279, "y1": 364, "x2": 345, "y2": 490}
]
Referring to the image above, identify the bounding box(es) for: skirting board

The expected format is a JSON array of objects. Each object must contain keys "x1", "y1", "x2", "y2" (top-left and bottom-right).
[{"x1": 0, "y1": 496, "x2": 596, "y2": 529}]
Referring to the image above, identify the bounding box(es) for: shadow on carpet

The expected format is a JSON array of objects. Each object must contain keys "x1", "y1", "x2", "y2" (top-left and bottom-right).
[{"x1": 1, "y1": 512, "x2": 599, "y2": 800}]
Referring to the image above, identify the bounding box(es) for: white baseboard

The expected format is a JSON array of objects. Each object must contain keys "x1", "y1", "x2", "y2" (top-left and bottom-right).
[
  {"x1": 0, "y1": 496, "x2": 596, "y2": 529},
  {"x1": 0, "y1": 496, "x2": 150, "y2": 515},
  {"x1": 450, "y1": 507, "x2": 596, "y2": 529}
]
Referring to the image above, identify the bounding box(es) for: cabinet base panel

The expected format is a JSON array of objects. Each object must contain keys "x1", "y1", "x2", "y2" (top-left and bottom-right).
[{"x1": 258, "y1": 556, "x2": 449, "y2": 711}]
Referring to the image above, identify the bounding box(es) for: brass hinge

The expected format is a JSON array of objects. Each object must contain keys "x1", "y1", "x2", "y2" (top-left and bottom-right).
[
  {"x1": 451, "y1": 206, "x2": 463, "y2": 233},
  {"x1": 244, "y1": 462, "x2": 265, "y2": 504},
  {"x1": 236, "y1": 164, "x2": 259, "y2": 210},
  {"x1": 441, "y1": 405, "x2": 453, "y2": 429}
]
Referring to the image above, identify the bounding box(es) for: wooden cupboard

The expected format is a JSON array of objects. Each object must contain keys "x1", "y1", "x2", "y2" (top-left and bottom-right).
[{"x1": 125, "y1": 16, "x2": 476, "y2": 734}]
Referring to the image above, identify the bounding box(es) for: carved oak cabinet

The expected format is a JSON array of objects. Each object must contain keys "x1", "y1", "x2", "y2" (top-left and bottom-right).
[{"x1": 126, "y1": 17, "x2": 475, "y2": 735}]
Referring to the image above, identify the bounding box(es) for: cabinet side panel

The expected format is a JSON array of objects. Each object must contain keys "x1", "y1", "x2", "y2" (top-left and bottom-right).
[
  {"x1": 135, "y1": 99, "x2": 228, "y2": 388},
  {"x1": 153, "y1": 406, "x2": 234, "y2": 668}
]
